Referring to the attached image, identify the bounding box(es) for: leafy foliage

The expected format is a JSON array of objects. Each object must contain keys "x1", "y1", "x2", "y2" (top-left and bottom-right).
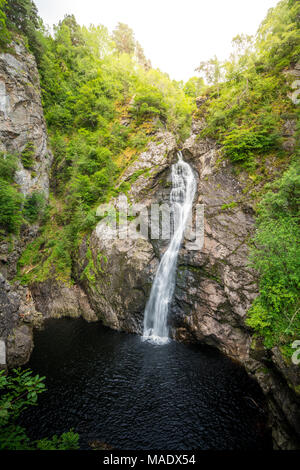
[
  {"x1": 20, "y1": 141, "x2": 35, "y2": 169},
  {"x1": 246, "y1": 163, "x2": 300, "y2": 351},
  {"x1": 131, "y1": 88, "x2": 168, "y2": 122},
  {"x1": 0, "y1": 180, "x2": 23, "y2": 234},
  {"x1": 0, "y1": 368, "x2": 79, "y2": 450},
  {"x1": 0, "y1": 0, "x2": 11, "y2": 47},
  {"x1": 0, "y1": 153, "x2": 23, "y2": 234},
  {"x1": 196, "y1": 55, "x2": 224, "y2": 90},
  {"x1": 0, "y1": 152, "x2": 47, "y2": 236},
  {"x1": 3, "y1": 0, "x2": 44, "y2": 61},
  {"x1": 112, "y1": 22, "x2": 135, "y2": 55},
  {"x1": 0, "y1": 151, "x2": 18, "y2": 181},
  {"x1": 183, "y1": 76, "x2": 205, "y2": 98},
  {"x1": 23, "y1": 191, "x2": 46, "y2": 223},
  {"x1": 197, "y1": 0, "x2": 299, "y2": 168},
  {"x1": 36, "y1": 431, "x2": 79, "y2": 450}
]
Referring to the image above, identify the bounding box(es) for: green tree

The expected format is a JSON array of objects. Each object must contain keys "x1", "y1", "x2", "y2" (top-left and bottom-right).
[
  {"x1": 23, "y1": 191, "x2": 46, "y2": 223},
  {"x1": 0, "y1": 0, "x2": 11, "y2": 47},
  {"x1": 0, "y1": 179, "x2": 23, "y2": 234},
  {"x1": 256, "y1": 0, "x2": 300, "y2": 71},
  {"x1": 112, "y1": 22, "x2": 135, "y2": 55},
  {"x1": 184, "y1": 76, "x2": 205, "y2": 97},
  {"x1": 81, "y1": 24, "x2": 113, "y2": 59},
  {"x1": 131, "y1": 87, "x2": 168, "y2": 122},
  {"x1": 135, "y1": 41, "x2": 151, "y2": 69},
  {"x1": 4, "y1": 0, "x2": 43, "y2": 61},
  {"x1": 56, "y1": 14, "x2": 84, "y2": 47},
  {"x1": 195, "y1": 55, "x2": 224, "y2": 94}
]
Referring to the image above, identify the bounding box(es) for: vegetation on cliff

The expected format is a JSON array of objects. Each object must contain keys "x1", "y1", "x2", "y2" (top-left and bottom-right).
[
  {"x1": 195, "y1": 0, "x2": 299, "y2": 355},
  {"x1": 246, "y1": 162, "x2": 300, "y2": 353},
  {"x1": 0, "y1": 152, "x2": 46, "y2": 236},
  {"x1": 197, "y1": 0, "x2": 299, "y2": 169}
]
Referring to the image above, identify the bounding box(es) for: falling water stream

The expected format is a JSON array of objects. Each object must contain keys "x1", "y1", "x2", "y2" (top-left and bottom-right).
[{"x1": 143, "y1": 151, "x2": 196, "y2": 344}]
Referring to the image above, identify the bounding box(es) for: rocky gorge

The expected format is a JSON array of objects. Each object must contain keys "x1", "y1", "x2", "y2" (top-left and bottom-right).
[{"x1": 0, "y1": 38, "x2": 299, "y2": 450}]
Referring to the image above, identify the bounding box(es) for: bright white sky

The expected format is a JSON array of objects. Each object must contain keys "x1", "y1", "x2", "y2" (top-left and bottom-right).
[{"x1": 34, "y1": 0, "x2": 279, "y2": 82}]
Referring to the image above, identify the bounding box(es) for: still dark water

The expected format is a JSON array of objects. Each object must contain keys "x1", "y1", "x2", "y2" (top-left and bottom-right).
[{"x1": 20, "y1": 318, "x2": 271, "y2": 450}]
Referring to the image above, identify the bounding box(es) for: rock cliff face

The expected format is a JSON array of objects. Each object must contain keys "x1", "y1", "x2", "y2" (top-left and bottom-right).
[
  {"x1": 74, "y1": 131, "x2": 176, "y2": 333},
  {"x1": 72, "y1": 119, "x2": 300, "y2": 450},
  {"x1": 178, "y1": 124, "x2": 300, "y2": 450},
  {"x1": 0, "y1": 41, "x2": 53, "y2": 367},
  {"x1": 0, "y1": 41, "x2": 52, "y2": 196},
  {"x1": 0, "y1": 42, "x2": 98, "y2": 369}
]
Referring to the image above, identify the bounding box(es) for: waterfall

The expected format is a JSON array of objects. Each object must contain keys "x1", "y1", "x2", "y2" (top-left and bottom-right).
[{"x1": 143, "y1": 151, "x2": 196, "y2": 344}]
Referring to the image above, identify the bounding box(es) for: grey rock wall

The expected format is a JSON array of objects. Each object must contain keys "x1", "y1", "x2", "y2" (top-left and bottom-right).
[
  {"x1": 0, "y1": 41, "x2": 52, "y2": 196},
  {"x1": 0, "y1": 40, "x2": 53, "y2": 366}
]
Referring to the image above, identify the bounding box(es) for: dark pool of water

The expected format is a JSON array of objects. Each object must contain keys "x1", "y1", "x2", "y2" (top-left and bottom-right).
[{"x1": 19, "y1": 318, "x2": 271, "y2": 450}]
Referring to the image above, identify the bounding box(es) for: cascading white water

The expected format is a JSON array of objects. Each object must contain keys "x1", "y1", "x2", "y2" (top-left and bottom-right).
[{"x1": 143, "y1": 151, "x2": 196, "y2": 344}]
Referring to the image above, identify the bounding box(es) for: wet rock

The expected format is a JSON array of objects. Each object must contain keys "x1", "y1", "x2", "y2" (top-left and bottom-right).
[
  {"x1": 0, "y1": 273, "x2": 20, "y2": 339},
  {"x1": 0, "y1": 339, "x2": 5, "y2": 368},
  {"x1": 0, "y1": 41, "x2": 53, "y2": 196},
  {"x1": 0, "y1": 41, "x2": 53, "y2": 366},
  {"x1": 79, "y1": 233, "x2": 157, "y2": 333},
  {"x1": 6, "y1": 324, "x2": 33, "y2": 367},
  {"x1": 31, "y1": 280, "x2": 98, "y2": 323}
]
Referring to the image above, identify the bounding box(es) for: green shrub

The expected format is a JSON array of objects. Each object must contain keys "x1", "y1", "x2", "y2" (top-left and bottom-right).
[
  {"x1": 0, "y1": 368, "x2": 79, "y2": 450},
  {"x1": 36, "y1": 431, "x2": 79, "y2": 450},
  {"x1": 20, "y1": 142, "x2": 35, "y2": 169},
  {"x1": 246, "y1": 162, "x2": 300, "y2": 352},
  {"x1": 131, "y1": 89, "x2": 168, "y2": 122},
  {"x1": 23, "y1": 191, "x2": 46, "y2": 223},
  {"x1": 222, "y1": 125, "x2": 281, "y2": 164},
  {"x1": 0, "y1": 0, "x2": 11, "y2": 47},
  {"x1": 129, "y1": 131, "x2": 148, "y2": 150},
  {"x1": 0, "y1": 152, "x2": 18, "y2": 182},
  {"x1": 183, "y1": 76, "x2": 205, "y2": 97},
  {"x1": 45, "y1": 105, "x2": 73, "y2": 129},
  {"x1": 0, "y1": 179, "x2": 23, "y2": 234}
]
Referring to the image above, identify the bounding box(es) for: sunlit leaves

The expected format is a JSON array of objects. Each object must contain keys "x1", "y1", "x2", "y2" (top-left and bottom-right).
[{"x1": 247, "y1": 163, "x2": 300, "y2": 351}]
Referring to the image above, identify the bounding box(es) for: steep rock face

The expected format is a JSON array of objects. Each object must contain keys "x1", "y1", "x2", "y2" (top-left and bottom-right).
[
  {"x1": 77, "y1": 121, "x2": 299, "y2": 449},
  {"x1": 79, "y1": 126, "x2": 256, "y2": 361},
  {"x1": 0, "y1": 272, "x2": 41, "y2": 367},
  {"x1": 177, "y1": 125, "x2": 300, "y2": 450},
  {"x1": 31, "y1": 279, "x2": 98, "y2": 323},
  {"x1": 74, "y1": 131, "x2": 177, "y2": 333},
  {"x1": 0, "y1": 41, "x2": 52, "y2": 196},
  {"x1": 172, "y1": 132, "x2": 256, "y2": 363},
  {"x1": 0, "y1": 41, "x2": 53, "y2": 367}
]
